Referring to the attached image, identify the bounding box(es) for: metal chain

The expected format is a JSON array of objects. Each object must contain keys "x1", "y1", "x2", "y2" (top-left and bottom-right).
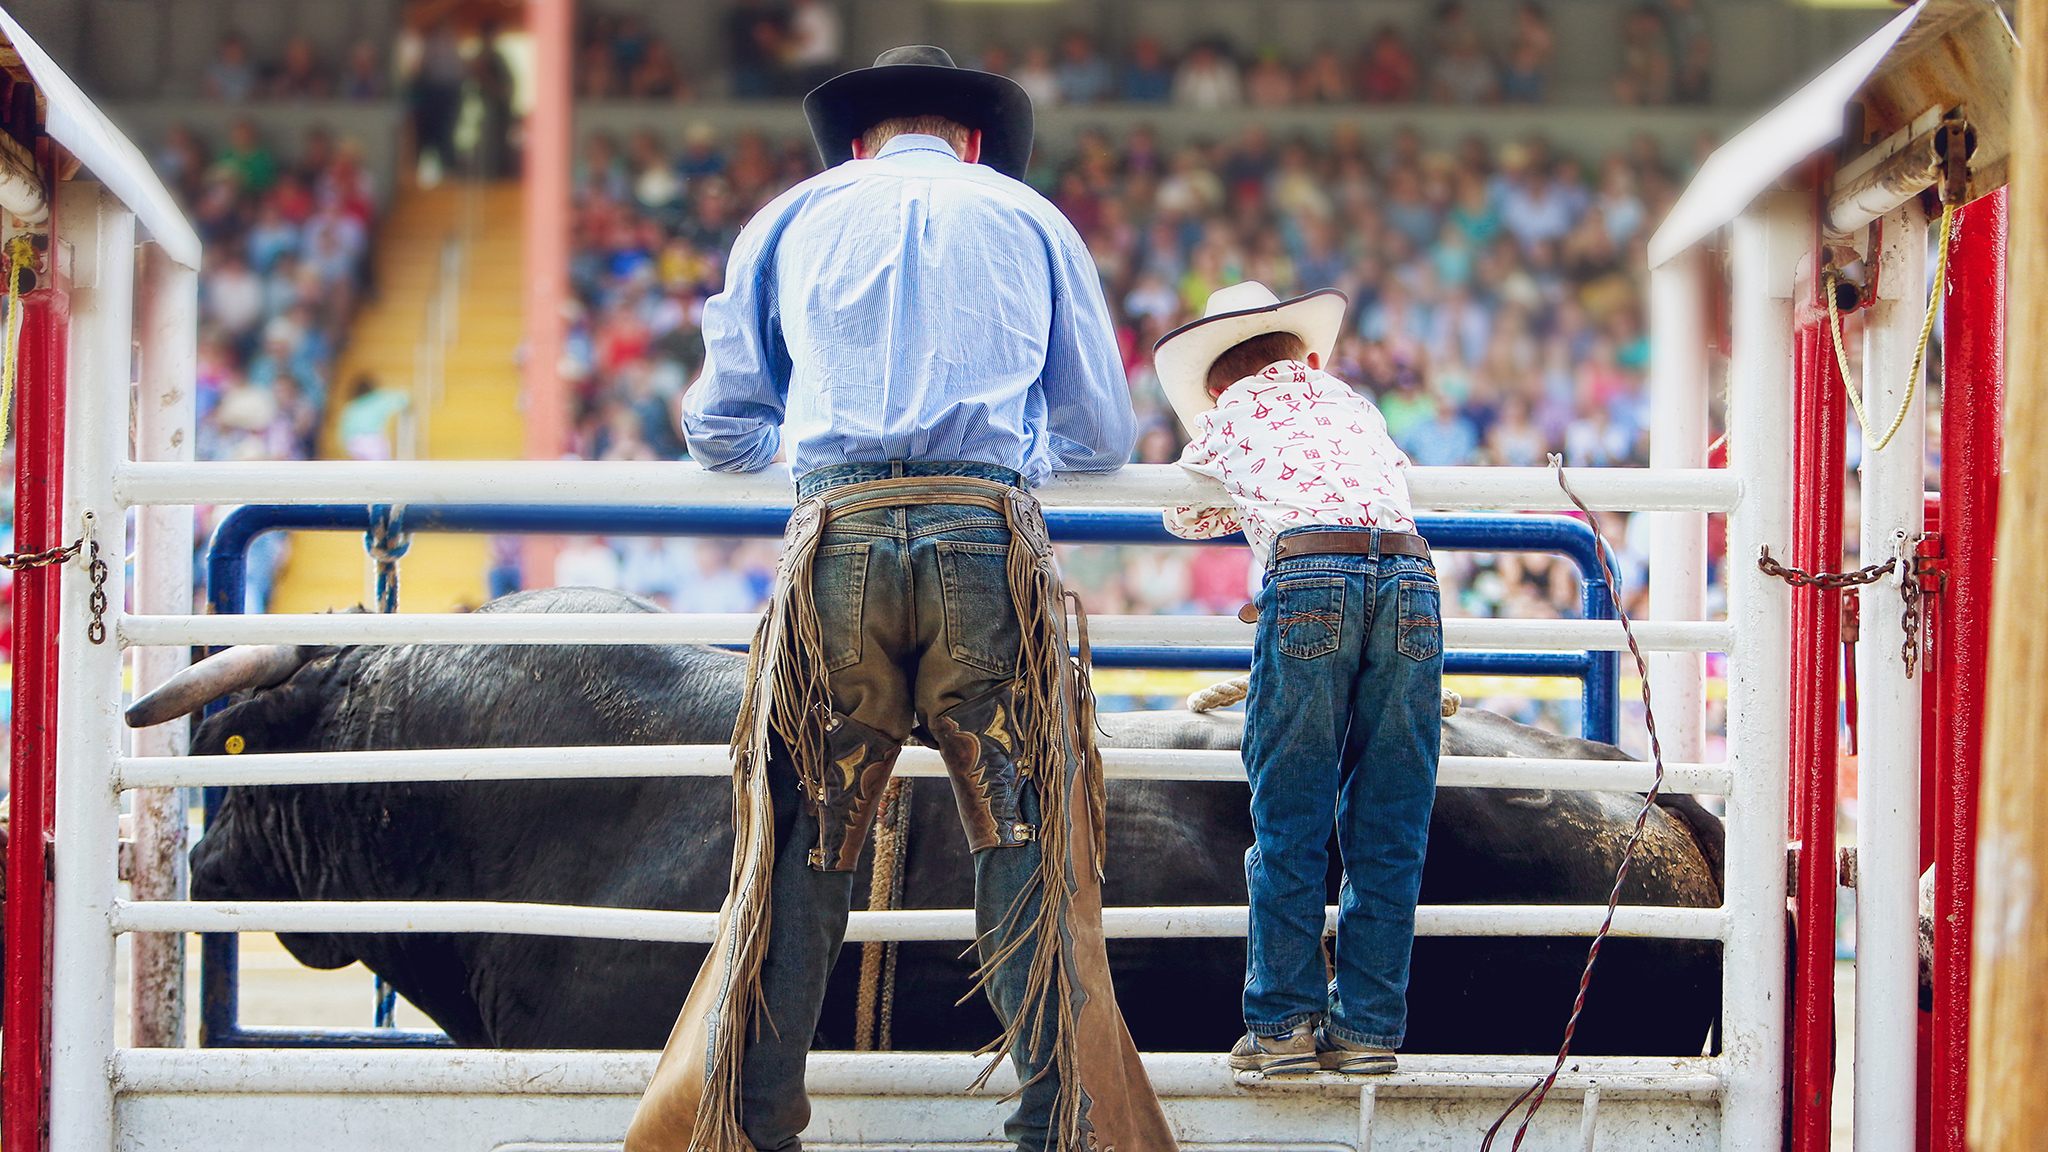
[
  {"x1": 1483, "y1": 458, "x2": 1672, "y2": 1152},
  {"x1": 1901, "y1": 543, "x2": 1921, "y2": 679},
  {"x1": 0, "y1": 537, "x2": 80, "y2": 571},
  {"x1": 1757, "y1": 546, "x2": 1896, "y2": 590},
  {"x1": 86, "y1": 536, "x2": 108, "y2": 645}
]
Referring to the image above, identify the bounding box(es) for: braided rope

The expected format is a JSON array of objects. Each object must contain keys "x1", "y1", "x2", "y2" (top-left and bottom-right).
[
  {"x1": 0, "y1": 234, "x2": 36, "y2": 447},
  {"x1": 854, "y1": 778, "x2": 910, "y2": 1052},
  {"x1": 1482, "y1": 457, "x2": 1674, "y2": 1152}
]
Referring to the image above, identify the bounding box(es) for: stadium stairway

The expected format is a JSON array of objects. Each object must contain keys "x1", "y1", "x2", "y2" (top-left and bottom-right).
[{"x1": 270, "y1": 181, "x2": 525, "y2": 614}]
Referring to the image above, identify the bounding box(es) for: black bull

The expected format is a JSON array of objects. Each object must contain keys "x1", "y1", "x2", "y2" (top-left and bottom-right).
[{"x1": 188, "y1": 588, "x2": 1723, "y2": 1055}]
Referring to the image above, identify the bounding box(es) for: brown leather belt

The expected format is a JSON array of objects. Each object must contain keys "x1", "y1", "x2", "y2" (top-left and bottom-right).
[{"x1": 1272, "y1": 529, "x2": 1432, "y2": 561}]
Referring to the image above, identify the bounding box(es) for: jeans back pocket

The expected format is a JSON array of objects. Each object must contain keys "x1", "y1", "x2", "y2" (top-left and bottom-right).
[
  {"x1": 1274, "y1": 576, "x2": 1346, "y2": 660},
  {"x1": 936, "y1": 540, "x2": 1020, "y2": 677},
  {"x1": 1396, "y1": 576, "x2": 1442, "y2": 662},
  {"x1": 814, "y1": 541, "x2": 871, "y2": 672}
]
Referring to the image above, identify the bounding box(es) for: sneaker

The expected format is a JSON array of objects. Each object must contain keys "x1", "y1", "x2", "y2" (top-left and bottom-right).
[
  {"x1": 1316, "y1": 1029, "x2": 1398, "y2": 1075},
  {"x1": 1228, "y1": 1021, "x2": 1320, "y2": 1075}
]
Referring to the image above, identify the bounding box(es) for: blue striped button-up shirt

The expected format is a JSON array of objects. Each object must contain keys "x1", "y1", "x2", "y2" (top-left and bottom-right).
[{"x1": 680, "y1": 134, "x2": 1135, "y2": 487}]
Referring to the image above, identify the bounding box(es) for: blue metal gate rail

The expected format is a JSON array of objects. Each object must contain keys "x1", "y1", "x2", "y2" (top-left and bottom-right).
[{"x1": 195, "y1": 502, "x2": 1618, "y2": 1047}]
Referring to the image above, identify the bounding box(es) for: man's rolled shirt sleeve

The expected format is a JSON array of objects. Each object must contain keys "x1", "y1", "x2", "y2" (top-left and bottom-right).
[
  {"x1": 1039, "y1": 223, "x2": 1136, "y2": 473},
  {"x1": 681, "y1": 216, "x2": 793, "y2": 473}
]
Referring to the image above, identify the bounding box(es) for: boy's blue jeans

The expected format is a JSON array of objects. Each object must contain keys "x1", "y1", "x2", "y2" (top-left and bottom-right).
[{"x1": 1240, "y1": 526, "x2": 1444, "y2": 1050}]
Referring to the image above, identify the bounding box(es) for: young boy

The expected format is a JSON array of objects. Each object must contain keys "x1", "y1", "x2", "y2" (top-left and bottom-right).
[{"x1": 1156, "y1": 281, "x2": 1444, "y2": 1075}]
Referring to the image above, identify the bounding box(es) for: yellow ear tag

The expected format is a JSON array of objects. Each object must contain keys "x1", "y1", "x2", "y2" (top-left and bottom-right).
[{"x1": 225, "y1": 735, "x2": 246, "y2": 755}]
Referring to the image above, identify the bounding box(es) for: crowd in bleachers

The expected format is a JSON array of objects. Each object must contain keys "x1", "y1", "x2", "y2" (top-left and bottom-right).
[
  {"x1": 158, "y1": 120, "x2": 383, "y2": 609},
  {"x1": 575, "y1": 0, "x2": 1714, "y2": 106},
  {"x1": 558, "y1": 116, "x2": 1714, "y2": 712}
]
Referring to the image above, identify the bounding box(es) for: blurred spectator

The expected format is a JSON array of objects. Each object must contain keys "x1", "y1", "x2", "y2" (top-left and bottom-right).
[
  {"x1": 1121, "y1": 37, "x2": 1174, "y2": 102},
  {"x1": 341, "y1": 40, "x2": 387, "y2": 100},
  {"x1": 1243, "y1": 48, "x2": 1293, "y2": 108},
  {"x1": 338, "y1": 374, "x2": 410, "y2": 460},
  {"x1": 630, "y1": 40, "x2": 688, "y2": 98},
  {"x1": 475, "y1": 24, "x2": 520, "y2": 178},
  {"x1": 1667, "y1": 0, "x2": 1713, "y2": 104},
  {"x1": 1057, "y1": 32, "x2": 1113, "y2": 105},
  {"x1": 270, "y1": 36, "x2": 332, "y2": 100},
  {"x1": 1298, "y1": 48, "x2": 1350, "y2": 104},
  {"x1": 1012, "y1": 43, "x2": 1061, "y2": 107},
  {"x1": 1613, "y1": 6, "x2": 1675, "y2": 105},
  {"x1": 1405, "y1": 395, "x2": 1480, "y2": 467},
  {"x1": 203, "y1": 33, "x2": 259, "y2": 102},
  {"x1": 407, "y1": 21, "x2": 466, "y2": 184},
  {"x1": 1429, "y1": 5, "x2": 1498, "y2": 104},
  {"x1": 1499, "y1": 4, "x2": 1555, "y2": 103},
  {"x1": 784, "y1": 0, "x2": 843, "y2": 90},
  {"x1": 726, "y1": 0, "x2": 785, "y2": 98},
  {"x1": 1356, "y1": 25, "x2": 1420, "y2": 102},
  {"x1": 213, "y1": 118, "x2": 277, "y2": 194},
  {"x1": 1173, "y1": 43, "x2": 1242, "y2": 109}
]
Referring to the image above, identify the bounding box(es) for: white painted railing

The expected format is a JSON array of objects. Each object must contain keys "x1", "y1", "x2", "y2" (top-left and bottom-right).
[
  {"x1": 115, "y1": 746, "x2": 1734, "y2": 794},
  {"x1": 114, "y1": 460, "x2": 1742, "y2": 513},
  {"x1": 118, "y1": 611, "x2": 1733, "y2": 652},
  {"x1": 112, "y1": 901, "x2": 1726, "y2": 943}
]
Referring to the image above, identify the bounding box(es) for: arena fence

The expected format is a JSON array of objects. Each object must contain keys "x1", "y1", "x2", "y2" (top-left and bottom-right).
[{"x1": 188, "y1": 501, "x2": 1627, "y2": 1048}]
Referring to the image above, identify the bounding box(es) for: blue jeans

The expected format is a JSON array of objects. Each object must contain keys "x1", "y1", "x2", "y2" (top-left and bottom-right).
[
  {"x1": 1240, "y1": 527, "x2": 1444, "y2": 1050},
  {"x1": 739, "y1": 461, "x2": 1073, "y2": 1152}
]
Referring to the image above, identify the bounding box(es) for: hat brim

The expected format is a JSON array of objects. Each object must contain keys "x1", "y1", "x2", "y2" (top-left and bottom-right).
[
  {"x1": 804, "y1": 65, "x2": 1034, "y2": 180},
  {"x1": 1154, "y1": 289, "x2": 1349, "y2": 432}
]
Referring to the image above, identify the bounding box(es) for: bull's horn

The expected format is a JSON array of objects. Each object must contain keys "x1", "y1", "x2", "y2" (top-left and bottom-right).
[{"x1": 125, "y1": 645, "x2": 315, "y2": 728}]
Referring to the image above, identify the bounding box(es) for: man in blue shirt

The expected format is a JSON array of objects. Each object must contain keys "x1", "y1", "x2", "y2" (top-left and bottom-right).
[{"x1": 629, "y1": 46, "x2": 1174, "y2": 1152}]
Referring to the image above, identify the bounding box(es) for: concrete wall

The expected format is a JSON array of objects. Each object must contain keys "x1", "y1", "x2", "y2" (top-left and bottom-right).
[
  {"x1": 8, "y1": 0, "x2": 403, "y2": 100},
  {"x1": 577, "y1": 99, "x2": 1748, "y2": 169},
  {"x1": 9, "y1": 0, "x2": 1892, "y2": 111}
]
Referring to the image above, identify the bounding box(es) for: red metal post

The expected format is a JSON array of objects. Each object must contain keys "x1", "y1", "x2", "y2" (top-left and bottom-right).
[
  {"x1": 1921, "y1": 187, "x2": 2004, "y2": 1152},
  {"x1": 1787, "y1": 256, "x2": 1847, "y2": 1152},
  {"x1": 2, "y1": 266, "x2": 69, "y2": 1152}
]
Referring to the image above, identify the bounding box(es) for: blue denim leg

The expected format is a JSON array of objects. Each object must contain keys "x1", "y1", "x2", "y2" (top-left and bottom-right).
[
  {"x1": 1328, "y1": 555, "x2": 1441, "y2": 1049},
  {"x1": 738, "y1": 754, "x2": 856, "y2": 1152},
  {"x1": 1239, "y1": 533, "x2": 1442, "y2": 1050}
]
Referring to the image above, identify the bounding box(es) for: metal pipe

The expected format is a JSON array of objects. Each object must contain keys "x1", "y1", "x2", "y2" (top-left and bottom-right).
[
  {"x1": 107, "y1": 1049, "x2": 1726, "y2": 1099},
  {"x1": 2, "y1": 183, "x2": 66, "y2": 1152},
  {"x1": 118, "y1": 611, "x2": 1731, "y2": 653},
  {"x1": 1853, "y1": 198, "x2": 1927, "y2": 1152},
  {"x1": 115, "y1": 744, "x2": 1734, "y2": 795},
  {"x1": 1720, "y1": 199, "x2": 1800, "y2": 1152},
  {"x1": 128, "y1": 242, "x2": 196, "y2": 1050},
  {"x1": 115, "y1": 461, "x2": 1745, "y2": 513},
  {"x1": 48, "y1": 181, "x2": 130, "y2": 1152},
  {"x1": 1928, "y1": 186, "x2": 2004, "y2": 1152},
  {"x1": 1648, "y1": 246, "x2": 1710, "y2": 765},
  {"x1": 1785, "y1": 207, "x2": 1849, "y2": 1152},
  {"x1": 114, "y1": 900, "x2": 1727, "y2": 943},
  {"x1": 1828, "y1": 129, "x2": 1944, "y2": 234}
]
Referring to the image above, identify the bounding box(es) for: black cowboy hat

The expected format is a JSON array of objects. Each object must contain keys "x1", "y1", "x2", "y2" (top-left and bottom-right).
[{"x1": 803, "y1": 45, "x2": 1034, "y2": 180}]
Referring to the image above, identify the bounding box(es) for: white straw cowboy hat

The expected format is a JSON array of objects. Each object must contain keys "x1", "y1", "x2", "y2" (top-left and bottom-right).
[{"x1": 1153, "y1": 282, "x2": 1348, "y2": 431}]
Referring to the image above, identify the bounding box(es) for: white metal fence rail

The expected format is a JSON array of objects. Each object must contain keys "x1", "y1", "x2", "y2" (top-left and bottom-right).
[{"x1": 52, "y1": 184, "x2": 1791, "y2": 1152}]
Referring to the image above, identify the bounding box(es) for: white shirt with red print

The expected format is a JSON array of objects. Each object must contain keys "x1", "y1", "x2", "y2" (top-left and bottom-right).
[{"x1": 1165, "y1": 359, "x2": 1416, "y2": 568}]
